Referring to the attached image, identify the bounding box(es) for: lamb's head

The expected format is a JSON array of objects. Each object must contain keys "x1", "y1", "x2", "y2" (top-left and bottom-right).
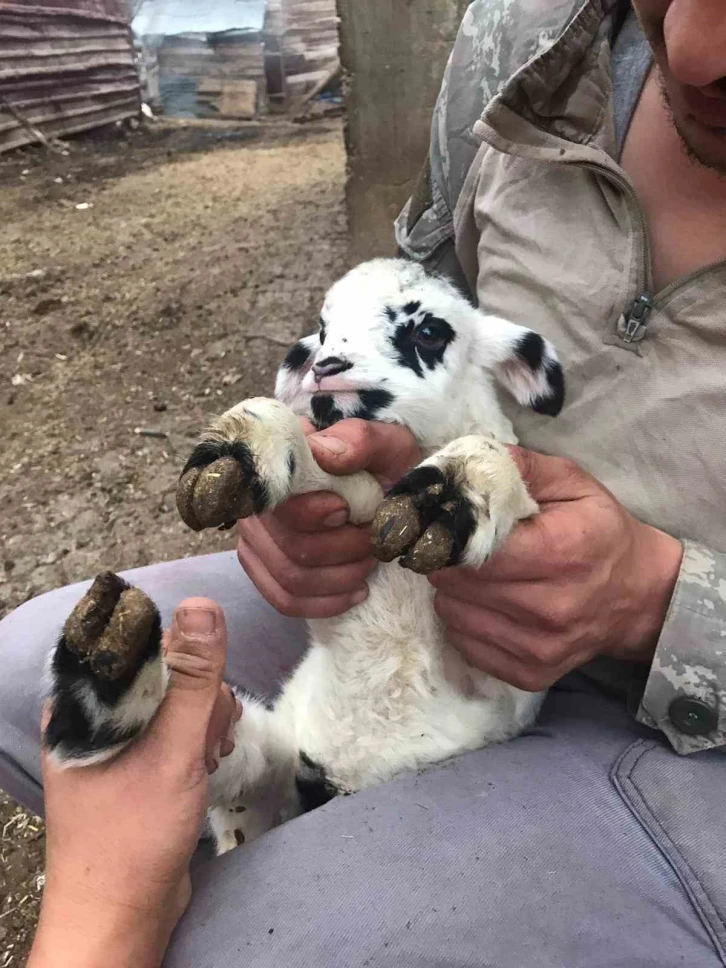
[{"x1": 275, "y1": 258, "x2": 564, "y2": 446}]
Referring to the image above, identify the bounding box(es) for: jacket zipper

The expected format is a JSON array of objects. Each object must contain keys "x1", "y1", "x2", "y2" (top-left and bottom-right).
[
  {"x1": 620, "y1": 293, "x2": 654, "y2": 343},
  {"x1": 577, "y1": 160, "x2": 726, "y2": 344}
]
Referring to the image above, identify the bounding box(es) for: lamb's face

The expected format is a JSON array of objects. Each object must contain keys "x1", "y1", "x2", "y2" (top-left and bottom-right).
[{"x1": 275, "y1": 259, "x2": 564, "y2": 440}]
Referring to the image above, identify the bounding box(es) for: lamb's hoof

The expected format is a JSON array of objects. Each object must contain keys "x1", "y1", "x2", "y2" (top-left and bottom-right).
[
  {"x1": 63, "y1": 572, "x2": 159, "y2": 681},
  {"x1": 371, "y1": 466, "x2": 474, "y2": 575},
  {"x1": 176, "y1": 441, "x2": 266, "y2": 532}
]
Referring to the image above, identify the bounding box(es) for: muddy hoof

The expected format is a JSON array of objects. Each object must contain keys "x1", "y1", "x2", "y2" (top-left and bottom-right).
[
  {"x1": 399, "y1": 520, "x2": 455, "y2": 574},
  {"x1": 62, "y1": 573, "x2": 160, "y2": 682},
  {"x1": 370, "y1": 464, "x2": 478, "y2": 575},
  {"x1": 177, "y1": 457, "x2": 256, "y2": 531},
  {"x1": 370, "y1": 495, "x2": 423, "y2": 562}
]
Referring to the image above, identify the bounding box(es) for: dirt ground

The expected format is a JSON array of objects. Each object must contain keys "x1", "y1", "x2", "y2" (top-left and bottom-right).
[{"x1": 0, "y1": 116, "x2": 348, "y2": 965}]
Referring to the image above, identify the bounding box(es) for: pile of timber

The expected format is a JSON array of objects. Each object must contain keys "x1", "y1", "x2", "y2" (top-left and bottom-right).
[
  {"x1": 263, "y1": 0, "x2": 339, "y2": 109},
  {"x1": 157, "y1": 29, "x2": 266, "y2": 120}
]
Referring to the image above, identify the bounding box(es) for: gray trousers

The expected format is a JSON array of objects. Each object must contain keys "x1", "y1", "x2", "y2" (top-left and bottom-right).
[{"x1": 1, "y1": 552, "x2": 725, "y2": 967}]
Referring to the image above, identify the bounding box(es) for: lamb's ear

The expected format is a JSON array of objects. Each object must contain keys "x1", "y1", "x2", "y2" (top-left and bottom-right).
[
  {"x1": 275, "y1": 334, "x2": 318, "y2": 409},
  {"x1": 475, "y1": 315, "x2": 565, "y2": 416}
]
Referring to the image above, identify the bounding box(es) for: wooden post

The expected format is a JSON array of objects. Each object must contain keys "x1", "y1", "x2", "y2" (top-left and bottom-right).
[{"x1": 337, "y1": 0, "x2": 468, "y2": 263}]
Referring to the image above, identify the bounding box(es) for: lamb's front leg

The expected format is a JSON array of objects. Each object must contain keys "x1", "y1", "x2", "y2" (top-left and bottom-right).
[
  {"x1": 45, "y1": 571, "x2": 166, "y2": 767},
  {"x1": 176, "y1": 397, "x2": 383, "y2": 532},
  {"x1": 370, "y1": 435, "x2": 537, "y2": 574},
  {"x1": 45, "y1": 570, "x2": 305, "y2": 855}
]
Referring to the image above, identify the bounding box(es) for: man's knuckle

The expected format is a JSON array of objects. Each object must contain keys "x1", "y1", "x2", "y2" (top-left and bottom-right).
[
  {"x1": 276, "y1": 561, "x2": 308, "y2": 596},
  {"x1": 513, "y1": 667, "x2": 546, "y2": 692},
  {"x1": 288, "y1": 540, "x2": 313, "y2": 567},
  {"x1": 270, "y1": 587, "x2": 299, "y2": 617},
  {"x1": 541, "y1": 600, "x2": 571, "y2": 631}
]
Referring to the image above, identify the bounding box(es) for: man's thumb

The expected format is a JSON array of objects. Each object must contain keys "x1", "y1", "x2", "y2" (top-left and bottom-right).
[
  {"x1": 309, "y1": 419, "x2": 422, "y2": 486},
  {"x1": 506, "y1": 445, "x2": 594, "y2": 503},
  {"x1": 147, "y1": 598, "x2": 228, "y2": 753}
]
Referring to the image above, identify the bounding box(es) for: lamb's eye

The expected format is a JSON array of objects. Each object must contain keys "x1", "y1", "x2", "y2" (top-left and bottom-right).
[{"x1": 413, "y1": 323, "x2": 447, "y2": 351}]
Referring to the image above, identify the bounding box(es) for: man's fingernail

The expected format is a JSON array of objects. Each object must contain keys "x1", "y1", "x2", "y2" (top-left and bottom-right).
[
  {"x1": 234, "y1": 699, "x2": 244, "y2": 722},
  {"x1": 351, "y1": 585, "x2": 369, "y2": 606},
  {"x1": 314, "y1": 435, "x2": 348, "y2": 455},
  {"x1": 323, "y1": 509, "x2": 349, "y2": 529},
  {"x1": 178, "y1": 607, "x2": 216, "y2": 636},
  {"x1": 207, "y1": 758, "x2": 220, "y2": 775}
]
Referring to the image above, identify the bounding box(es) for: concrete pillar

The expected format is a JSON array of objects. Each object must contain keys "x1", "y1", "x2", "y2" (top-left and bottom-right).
[{"x1": 337, "y1": 0, "x2": 468, "y2": 263}]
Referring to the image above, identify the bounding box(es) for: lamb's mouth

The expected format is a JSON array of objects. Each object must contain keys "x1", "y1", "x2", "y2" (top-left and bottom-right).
[{"x1": 302, "y1": 373, "x2": 370, "y2": 395}]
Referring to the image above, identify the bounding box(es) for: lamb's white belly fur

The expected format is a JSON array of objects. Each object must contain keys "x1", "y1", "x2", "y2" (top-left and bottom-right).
[{"x1": 277, "y1": 561, "x2": 542, "y2": 792}]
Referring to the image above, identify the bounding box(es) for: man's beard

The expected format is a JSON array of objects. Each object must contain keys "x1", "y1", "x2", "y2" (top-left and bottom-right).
[{"x1": 656, "y1": 71, "x2": 726, "y2": 177}]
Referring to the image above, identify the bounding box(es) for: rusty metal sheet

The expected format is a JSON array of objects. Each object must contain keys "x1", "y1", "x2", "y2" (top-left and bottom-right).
[
  {"x1": 1, "y1": 1, "x2": 130, "y2": 24},
  {"x1": 0, "y1": 0, "x2": 139, "y2": 153}
]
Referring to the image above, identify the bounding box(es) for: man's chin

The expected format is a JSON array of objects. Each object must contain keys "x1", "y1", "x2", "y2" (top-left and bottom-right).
[
  {"x1": 660, "y1": 77, "x2": 726, "y2": 174},
  {"x1": 673, "y1": 116, "x2": 726, "y2": 175}
]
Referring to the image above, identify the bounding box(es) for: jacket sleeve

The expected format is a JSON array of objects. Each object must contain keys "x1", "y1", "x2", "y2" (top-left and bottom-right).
[{"x1": 636, "y1": 542, "x2": 726, "y2": 754}]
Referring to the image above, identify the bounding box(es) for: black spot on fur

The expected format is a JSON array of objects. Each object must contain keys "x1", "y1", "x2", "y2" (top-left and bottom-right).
[
  {"x1": 445, "y1": 499, "x2": 478, "y2": 566},
  {"x1": 182, "y1": 439, "x2": 269, "y2": 514},
  {"x1": 384, "y1": 306, "x2": 397, "y2": 322},
  {"x1": 311, "y1": 389, "x2": 394, "y2": 430},
  {"x1": 287, "y1": 451, "x2": 297, "y2": 481},
  {"x1": 416, "y1": 314, "x2": 456, "y2": 370},
  {"x1": 403, "y1": 300, "x2": 421, "y2": 315},
  {"x1": 282, "y1": 340, "x2": 312, "y2": 372},
  {"x1": 45, "y1": 690, "x2": 141, "y2": 760},
  {"x1": 388, "y1": 465, "x2": 445, "y2": 498},
  {"x1": 531, "y1": 360, "x2": 565, "y2": 416},
  {"x1": 296, "y1": 751, "x2": 339, "y2": 812},
  {"x1": 392, "y1": 320, "x2": 423, "y2": 377},
  {"x1": 45, "y1": 699, "x2": 133, "y2": 761},
  {"x1": 516, "y1": 331, "x2": 545, "y2": 371},
  {"x1": 319, "y1": 318, "x2": 327, "y2": 345},
  {"x1": 310, "y1": 394, "x2": 345, "y2": 430},
  {"x1": 354, "y1": 388, "x2": 395, "y2": 421}
]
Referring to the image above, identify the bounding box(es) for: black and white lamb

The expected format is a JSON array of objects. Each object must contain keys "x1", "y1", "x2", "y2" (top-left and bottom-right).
[{"x1": 45, "y1": 258, "x2": 565, "y2": 853}]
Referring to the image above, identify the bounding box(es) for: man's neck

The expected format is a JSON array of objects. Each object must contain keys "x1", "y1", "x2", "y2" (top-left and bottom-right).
[{"x1": 621, "y1": 69, "x2": 726, "y2": 292}]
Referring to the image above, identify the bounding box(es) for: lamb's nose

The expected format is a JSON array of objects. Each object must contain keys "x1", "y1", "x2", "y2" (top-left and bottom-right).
[{"x1": 312, "y1": 357, "x2": 352, "y2": 381}]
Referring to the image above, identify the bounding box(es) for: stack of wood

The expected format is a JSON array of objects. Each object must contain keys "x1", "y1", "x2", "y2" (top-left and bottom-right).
[
  {"x1": 157, "y1": 29, "x2": 266, "y2": 119},
  {"x1": 263, "y1": 0, "x2": 339, "y2": 110}
]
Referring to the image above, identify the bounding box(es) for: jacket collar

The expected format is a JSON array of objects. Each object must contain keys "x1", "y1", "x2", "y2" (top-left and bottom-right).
[{"x1": 474, "y1": 0, "x2": 621, "y2": 163}]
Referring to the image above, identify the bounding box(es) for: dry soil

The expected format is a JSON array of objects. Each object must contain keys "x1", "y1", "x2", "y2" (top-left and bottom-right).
[{"x1": 0, "y1": 116, "x2": 348, "y2": 966}]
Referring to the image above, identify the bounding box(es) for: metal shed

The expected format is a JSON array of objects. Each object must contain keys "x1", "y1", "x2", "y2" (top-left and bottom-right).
[{"x1": 0, "y1": 0, "x2": 139, "y2": 154}]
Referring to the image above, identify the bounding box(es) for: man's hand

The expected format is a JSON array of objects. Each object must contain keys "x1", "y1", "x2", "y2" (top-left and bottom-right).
[
  {"x1": 30, "y1": 599, "x2": 241, "y2": 968},
  {"x1": 237, "y1": 418, "x2": 422, "y2": 618},
  {"x1": 430, "y1": 448, "x2": 684, "y2": 692}
]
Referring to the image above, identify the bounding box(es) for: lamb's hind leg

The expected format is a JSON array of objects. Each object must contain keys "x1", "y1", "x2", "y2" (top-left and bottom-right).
[
  {"x1": 207, "y1": 696, "x2": 302, "y2": 854},
  {"x1": 370, "y1": 435, "x2": 538, "y2": 575},
  {"x1": 176, "y1": 397, "x2": 383, "y2": 533}
]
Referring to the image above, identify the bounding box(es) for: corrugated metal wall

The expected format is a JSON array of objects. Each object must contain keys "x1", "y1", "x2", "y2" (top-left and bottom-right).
[{"x1": 0, "y1": 0, "x2": 140, "y2": 153}]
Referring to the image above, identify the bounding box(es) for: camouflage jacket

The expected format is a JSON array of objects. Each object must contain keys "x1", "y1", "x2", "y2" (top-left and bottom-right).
[{"x1": 396, "y1": 0, "x2": 726, "y2": 755}]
